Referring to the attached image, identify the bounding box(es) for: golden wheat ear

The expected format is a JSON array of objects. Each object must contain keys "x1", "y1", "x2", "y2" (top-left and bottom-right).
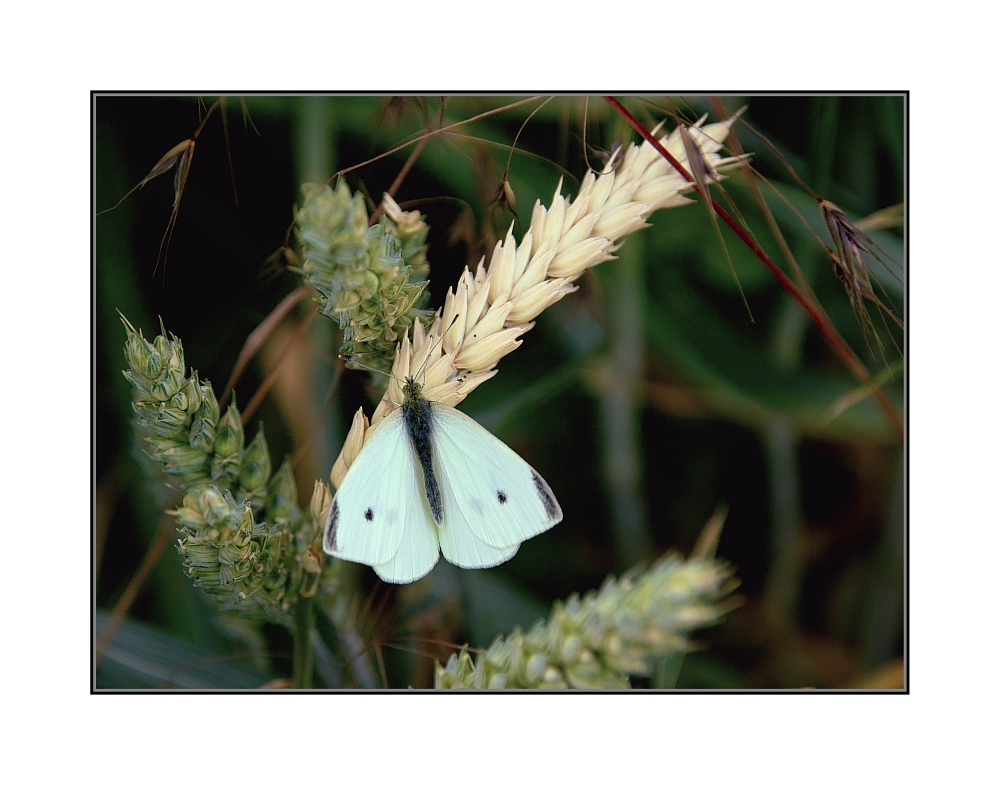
[{"x1": 329, "y1": 116, "x2": 744, "y2": 475}]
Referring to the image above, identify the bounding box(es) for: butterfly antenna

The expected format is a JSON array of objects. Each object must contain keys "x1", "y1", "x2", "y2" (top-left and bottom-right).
[
  {"x1": 338, "y1": 354, "x2": 409, "y2": 402},
  {"x1": 341, "y1": 354, "x2": 404, "y2": 384},
  {"x1": 413, "y1": 314, "x2": 460, "y2": 386},
  {"x1": 339, "y1": 355, "x2": 392, "y2": 378}
]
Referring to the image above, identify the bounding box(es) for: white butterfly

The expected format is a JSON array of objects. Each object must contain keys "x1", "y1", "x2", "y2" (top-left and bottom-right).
[{"x1": 323, "y1": 376, "x2": 562, "y2": 583}]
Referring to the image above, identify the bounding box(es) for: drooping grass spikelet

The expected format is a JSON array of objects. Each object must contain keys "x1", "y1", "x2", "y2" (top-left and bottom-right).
[
  {"x1": 819, "y1": 199, "x2": 903, "y2": 362},
  {"x1": 332, "y1": 115, "x2": 744, "y2": 487},
  {"x1": 435, "y1": 554, "x2": 738, "y2": 689},
  {"x1": 120, "y1": 314, "x2": 323, "y2": 623},
  {"x1": 295, "y1": 182, "x2": 432, "y2": 376}
]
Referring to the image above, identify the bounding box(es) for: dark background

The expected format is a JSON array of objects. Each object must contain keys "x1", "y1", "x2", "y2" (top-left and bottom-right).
[{"x1": 95, "y1": 94, "x2": 904, "y2": 689}]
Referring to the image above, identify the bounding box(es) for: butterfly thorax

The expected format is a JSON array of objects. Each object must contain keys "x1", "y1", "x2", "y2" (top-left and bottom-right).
[
  {"x1": 400, "y1": 376, "x2": 423, "y2": 401},
  {"x1": 400, "y1": 376, "x2": 443, "y2": 525}
]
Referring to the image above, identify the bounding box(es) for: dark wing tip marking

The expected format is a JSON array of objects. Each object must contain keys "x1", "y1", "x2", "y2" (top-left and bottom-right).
[
  {"x1": 497, "y1": 489, "x2": 508, "y2": 504},
  {"x1": 324, "y1": 500, "x2": 340, "y2": 551},
  {"x1": 531, "y1": 470, "x2": 562, "y2": 522}
]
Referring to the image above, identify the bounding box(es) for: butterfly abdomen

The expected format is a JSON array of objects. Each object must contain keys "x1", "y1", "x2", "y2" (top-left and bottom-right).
[{"x1": 401, "y1": 378, "x2": 444, "y2": 526}]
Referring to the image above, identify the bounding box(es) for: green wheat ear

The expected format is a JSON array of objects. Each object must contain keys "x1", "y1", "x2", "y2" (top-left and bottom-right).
[
  {"x1": 119, "y1": 313, "x2": 322, "y2": 623},
  {"x1": 435, "y1": 554, "x2": 739, "y2": 689},
  {"x1": 295, "y1": 181, "x2": 432, "y2": 377}
]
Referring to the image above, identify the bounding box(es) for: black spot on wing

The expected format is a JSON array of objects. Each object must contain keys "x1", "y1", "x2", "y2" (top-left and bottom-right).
[
  {"x1": 324, "y1": 500, "x2": 340, "y2": 551},
  {"x1": 496, "y1": 489, "x2": 508, "y2": 504},
  {"x1": 364, "y1": 507, "x2": 374, "y2": 522},
  {"x1": 531, "y1": 470, "x2": 561, "y2": 521}
]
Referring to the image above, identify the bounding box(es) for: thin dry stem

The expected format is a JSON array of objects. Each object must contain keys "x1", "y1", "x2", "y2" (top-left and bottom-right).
[
  {"x1": 96, "y1": 511, "x2": 178, "y2": 664},
  {"x1": 333, "y1": 97, "x2": 545, "y2": 180},
  {"x1": 241, "y1": 306, "x2": 318, "y2": 424},
  {"x1": 221, "y1": 286, "x2": 310, "y2": 408}
]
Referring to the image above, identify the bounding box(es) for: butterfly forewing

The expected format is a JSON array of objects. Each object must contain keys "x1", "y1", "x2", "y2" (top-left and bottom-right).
[
  {"x1": 430, "y1": 404, "x2": 563, "y2": 551},
  {"x1": 326, "y1": 409, "x2": 417, "y2": 567}
]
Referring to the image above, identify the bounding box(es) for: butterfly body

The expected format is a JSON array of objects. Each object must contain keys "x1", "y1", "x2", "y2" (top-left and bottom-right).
[
  {"x1": 400, "y1": 377, "x2": 443, "y2": 525},
  {"x1": 323, "y1": 377, "x2": 562, "y2": 583}
]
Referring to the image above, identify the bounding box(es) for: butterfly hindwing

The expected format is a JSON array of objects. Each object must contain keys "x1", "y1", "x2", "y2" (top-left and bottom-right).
[
  {"x1": 371, "y1": 497, "x2": 441, "y2": 583},
  {"x1": 431, "y1": 403, "x2": 563, "y2": 552},
  {"x1": 438, "y1": 508, "x2": 519, "y2": 569}
]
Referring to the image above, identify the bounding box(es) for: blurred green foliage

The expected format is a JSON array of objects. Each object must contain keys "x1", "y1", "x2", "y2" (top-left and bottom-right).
[{"x1": 96, "y1": 95, "x2": 904, "y2": 689}]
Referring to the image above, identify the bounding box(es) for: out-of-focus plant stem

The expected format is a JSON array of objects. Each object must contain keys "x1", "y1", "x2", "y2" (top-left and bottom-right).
[
  {"x1": 292, "y1": 596, "x2": 315, "y2": 689},
  {"x1": 599, "y1": 235, "x2": 652, "y2": 568},
  {"x1": 762, "y1": 101, "x2": 837, "y2": 619},
  {"x1": 288, "y1": 102, "x2": 338, "y2": 692},
  {"x1": 764, "y1": 256, "x2": 813, "y2": 618},
  {"x1": 293, "y1": 93, "x2": 342, "y2": 485},
  {"x1": 295, "y1": 97, "x2": 337, "y2": 186},
  {"x1": 862, "y1": 454, "x2": 904, "y2": 666},
  {"x1": 763, "y1": 412, "x2": 802, "y2": 617}
]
